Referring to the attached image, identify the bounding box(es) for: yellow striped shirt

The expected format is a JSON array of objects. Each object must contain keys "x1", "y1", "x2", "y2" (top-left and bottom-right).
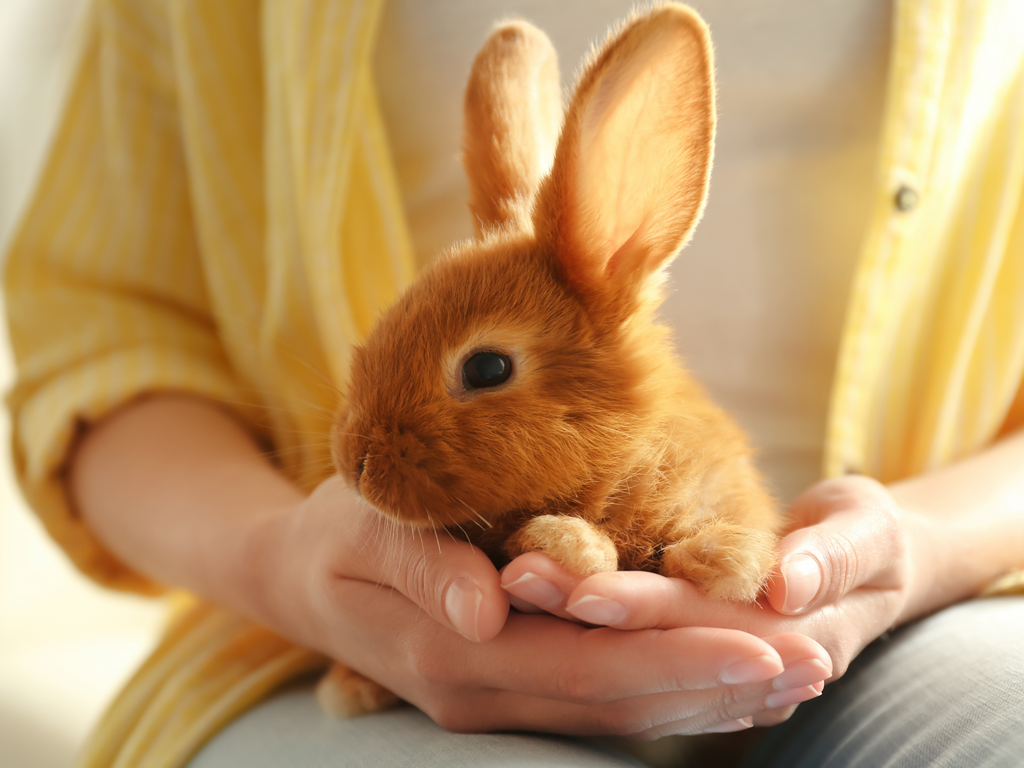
[{"x1": 3, "y1": 1, "x2": 1023, "y2": 766}]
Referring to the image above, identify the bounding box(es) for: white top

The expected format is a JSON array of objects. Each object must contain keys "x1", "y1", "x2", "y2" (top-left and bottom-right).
[{"x1": 373, "y1": 0, "x2": 890, "y2": 505}]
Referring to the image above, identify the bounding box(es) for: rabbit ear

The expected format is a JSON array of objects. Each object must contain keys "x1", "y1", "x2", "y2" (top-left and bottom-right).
[
  {"x1": 463, "y1": 21, "x2": 562, "y2": 238},
  {"x1": 535, "y1": 5, "x2": 715, "y2": 300}
]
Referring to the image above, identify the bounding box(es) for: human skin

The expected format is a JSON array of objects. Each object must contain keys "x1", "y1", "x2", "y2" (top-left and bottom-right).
[
  {"x1": 69, "y1": 392, "x2": 1023, "y2": 736},
  {"x1": 502, "y1": 430, "x2": 1024, "y2": 730},
  {"x1": 70, "y1": 393, "x2": 829, "y2": 737}
]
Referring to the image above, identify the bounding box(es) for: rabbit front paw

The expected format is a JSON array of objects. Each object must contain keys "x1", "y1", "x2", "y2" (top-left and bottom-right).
[
  {"x1": 659, "y1": 521, "x2": 777, "y2": 603},
  {"x1": 315, "y1": 662, "x2": 401, "y2": 717},
  {"x1": 505, "y1": 514, "x2": 618, "y2": 575}
]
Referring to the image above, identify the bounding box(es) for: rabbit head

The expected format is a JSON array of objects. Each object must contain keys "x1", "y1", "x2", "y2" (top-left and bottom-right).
[{"x1": 334, "y1": 5, "x2": 715, "y2": 531}]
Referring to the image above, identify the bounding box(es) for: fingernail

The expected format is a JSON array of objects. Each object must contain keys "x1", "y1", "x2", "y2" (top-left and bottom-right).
[
  {"x1": 772, "y1": 659, "x2": 831, "y2": 691},
  {"x1": 765, "y1": 684, "x2": 822, "y2": 709},
  {"x1": 502, "y1": 572, "x2": 563, "y2": 610},
  {"x1": 566, "y1": 595, "x2": 628, "y2": 626},
  {"x1": 445, "y1": 578, "x2": 483, "y2": 642},
  {"x1": 780, "y1": 554, "x2": 822, "y2": 614},
  {"x1": 702, "y1": 717, "x2": 753, "y2": 733},
  {"x1": 719, "y1": 654, "x2": 784, "y2": 685}
]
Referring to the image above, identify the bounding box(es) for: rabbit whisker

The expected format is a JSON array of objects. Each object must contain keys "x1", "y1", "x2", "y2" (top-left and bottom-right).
[
  {"x1": 425, "y1": 512, "x2": 443, "y2": 554},
  {"x1": 452, "y1": 494, "x2": 491, "y2": 529},
  {"x1": 333, "y1": 431, "x2": 375, "y2": 441},
  {"x1": 450, "y1": 522, "x2": 479, "y2": 555}
]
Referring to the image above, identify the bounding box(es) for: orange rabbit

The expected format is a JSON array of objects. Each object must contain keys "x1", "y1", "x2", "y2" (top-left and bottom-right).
[{"x1": 321, "y1": 3, "x2": 781, "y2": 716}]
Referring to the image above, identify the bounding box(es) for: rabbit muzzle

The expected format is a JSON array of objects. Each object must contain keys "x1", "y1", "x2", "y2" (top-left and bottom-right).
[{"x1": 341, "y1": 421, "x2": 472, "y2": 529}]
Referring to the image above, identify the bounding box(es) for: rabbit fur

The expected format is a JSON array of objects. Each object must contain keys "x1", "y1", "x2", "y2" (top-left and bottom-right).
[{"x1": 319, "y1": 3, "x2": 781, "y2": 717}]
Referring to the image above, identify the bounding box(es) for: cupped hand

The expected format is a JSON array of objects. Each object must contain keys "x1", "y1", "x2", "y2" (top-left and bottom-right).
[
  {"x1": 502, "y1": 475, "x2": 922, "y2": 727},
  {"x1": 250, "y1": 474, "x2": 831, "y2": 738}
]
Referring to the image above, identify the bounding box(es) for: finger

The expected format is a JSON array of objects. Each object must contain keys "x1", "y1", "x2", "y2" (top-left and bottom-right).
[
  {"x1": 496, "y1": 562, "x2": 550, "y2": 614},
  {"x1": 764, "y1": 683, "x2": 823, "y2": 709},
  {"x1": 564, "y1": 560, "x2": 903, "y2": 687},
  {"x1": 500, "y1": 551, "x2": 589, "y2": 620},
  {"x1": 698, "y1": 717, "x2": 754, "y2": 735},
  {"x1": 332, "y1": 580, "x2": 811, "y2": 739},
  {"x1": 640, "y1": 684, "x2": 820, "y2": 738},
  {"x1": 433, "y1": 684, "x2": 772, "y2": 738},
  {"x1": 564, "y1": 573, "x2": 834, "y2": 679},
  {"x1": 565, "y1": 569, "x2": 765, "y2": 631},
  {"x1": 507, "y1": 592, "x2": 547, "y2": 614},
  {"x1": 768, "y1": 477, "x2": 907, "y2": 615},
  {"x1": 339, "y1": 579, "x2": 787, "y2": 704},
  {"x1": 632, "y1": 717, "x2": 756, "y2": 741},
  {"x1": 476, "y1": 677, "x2": 820, "y2": 739},
  {"x1": 751, "y1": 705, "x2": 798, "y2": 727},
  {"x1": 762, "y1": 633, "x2": 832, "y2": 690},
  {"x1": 567, "y1": 569, "x2": 696, "y2": 628},
  {"x1": 468, "y1": 615, "x2": 787, "y2": 703},
  {"x1": 338, "y1": 491, "x2": 510, "y2": 642}
]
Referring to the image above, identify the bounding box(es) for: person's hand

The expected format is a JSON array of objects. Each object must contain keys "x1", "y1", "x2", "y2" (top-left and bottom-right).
[
  {"x1": 250, "y1": 474, "x2": 833, "y2": 738},
  {"x1": 502, "y1": 475, "x2": 921, "y2": 728}
]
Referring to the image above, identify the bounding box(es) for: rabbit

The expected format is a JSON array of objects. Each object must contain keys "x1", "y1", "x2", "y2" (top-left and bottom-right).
[{"x1": 318, "y1": 3, "x2": 781, "y2": 717}]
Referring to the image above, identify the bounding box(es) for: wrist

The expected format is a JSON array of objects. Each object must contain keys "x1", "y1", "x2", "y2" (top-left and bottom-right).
[
  {"x1": 890, "y1": 476, "x2": 1023, "y2": 624},
  {"x1": 226, "y1": 498, "x2": 309, "y2": 637},
  {"x1": 234, "y1": 480, "x2": 356, "y2": 653},
  {"x1": 891, "y1": 504, "x2": 943, "y2": 625}
]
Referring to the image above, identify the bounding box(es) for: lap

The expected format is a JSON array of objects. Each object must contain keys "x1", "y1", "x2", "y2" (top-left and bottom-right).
[
  {"x1": 744, "y1": 597, "x2": 1024, "y2": 768},
  {"x1": 186, "y1": 683, "x2": 646, "y2": 768},
  {"x1": 187, "y1": 597, "x2": 1024, "y2": 768}
]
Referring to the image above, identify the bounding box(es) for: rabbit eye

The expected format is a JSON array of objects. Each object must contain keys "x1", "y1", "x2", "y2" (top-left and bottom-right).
[{"x1": 463, "y1": 352, "x2": 512, "y2": 389}]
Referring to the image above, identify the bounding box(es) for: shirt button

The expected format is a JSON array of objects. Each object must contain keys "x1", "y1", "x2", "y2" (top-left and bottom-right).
[{"x1": 895, "y1": 185, "x2": 919, "y2": 212}]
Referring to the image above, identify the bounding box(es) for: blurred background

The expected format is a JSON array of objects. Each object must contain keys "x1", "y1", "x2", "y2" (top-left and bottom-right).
[{"x1": 0, "y1": 1, "x2": 166, "y2": 766}]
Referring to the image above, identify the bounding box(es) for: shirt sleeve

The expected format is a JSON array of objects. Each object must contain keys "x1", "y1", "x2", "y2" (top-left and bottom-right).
[{"x1": 3, "y1": 1, "x2": 259, "y2": 594}]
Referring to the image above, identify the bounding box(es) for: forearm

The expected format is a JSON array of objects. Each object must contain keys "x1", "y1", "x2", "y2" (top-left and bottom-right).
[
  {"x1": 889, "y1": 428, "x2": 1024, "y2": 623},
  {"x1": 68, "y1": 393, "x2": 305, "y2": 616}
]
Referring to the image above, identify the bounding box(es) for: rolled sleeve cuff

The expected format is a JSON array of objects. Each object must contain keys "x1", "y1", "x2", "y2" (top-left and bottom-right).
[{"x1": 8, "y1": 345, "x2": 265, "y2": 594}]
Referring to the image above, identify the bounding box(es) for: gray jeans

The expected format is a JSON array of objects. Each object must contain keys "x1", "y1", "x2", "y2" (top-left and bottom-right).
[{"x1": 188, "y1": 597, "x2": 1024, "y2": 767}]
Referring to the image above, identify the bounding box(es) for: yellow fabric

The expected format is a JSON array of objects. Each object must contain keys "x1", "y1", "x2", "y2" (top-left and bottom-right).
[
  {"x1": 80, "y1": 597, "x2": 326, "y2": 768},
  {"x1": 2, "y1": 0, "x2": 1022, "y2": 766},
  {"x1": 4, "y1": 0, "x2": 413, "y2": 593},
  {"x1": 825, "y1": 0, "x2": 1024, "y2": 481}
]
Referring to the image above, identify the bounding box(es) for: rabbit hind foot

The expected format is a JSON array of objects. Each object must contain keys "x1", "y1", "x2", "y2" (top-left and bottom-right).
[
  {"x1": 659, "y1": 521, "x2": 777, "y2": 603},
  {"x1": 315, "y1": 663, "x2": 401, "y2": 717}
]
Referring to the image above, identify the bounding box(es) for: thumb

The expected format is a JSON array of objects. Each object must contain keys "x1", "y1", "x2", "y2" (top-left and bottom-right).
[
  {"x1": 348, "y1": 505, "x2": 510, "y2": 642},
  {"x1": 768, "y1": 476, "x2": 907, "y2": 615}
]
